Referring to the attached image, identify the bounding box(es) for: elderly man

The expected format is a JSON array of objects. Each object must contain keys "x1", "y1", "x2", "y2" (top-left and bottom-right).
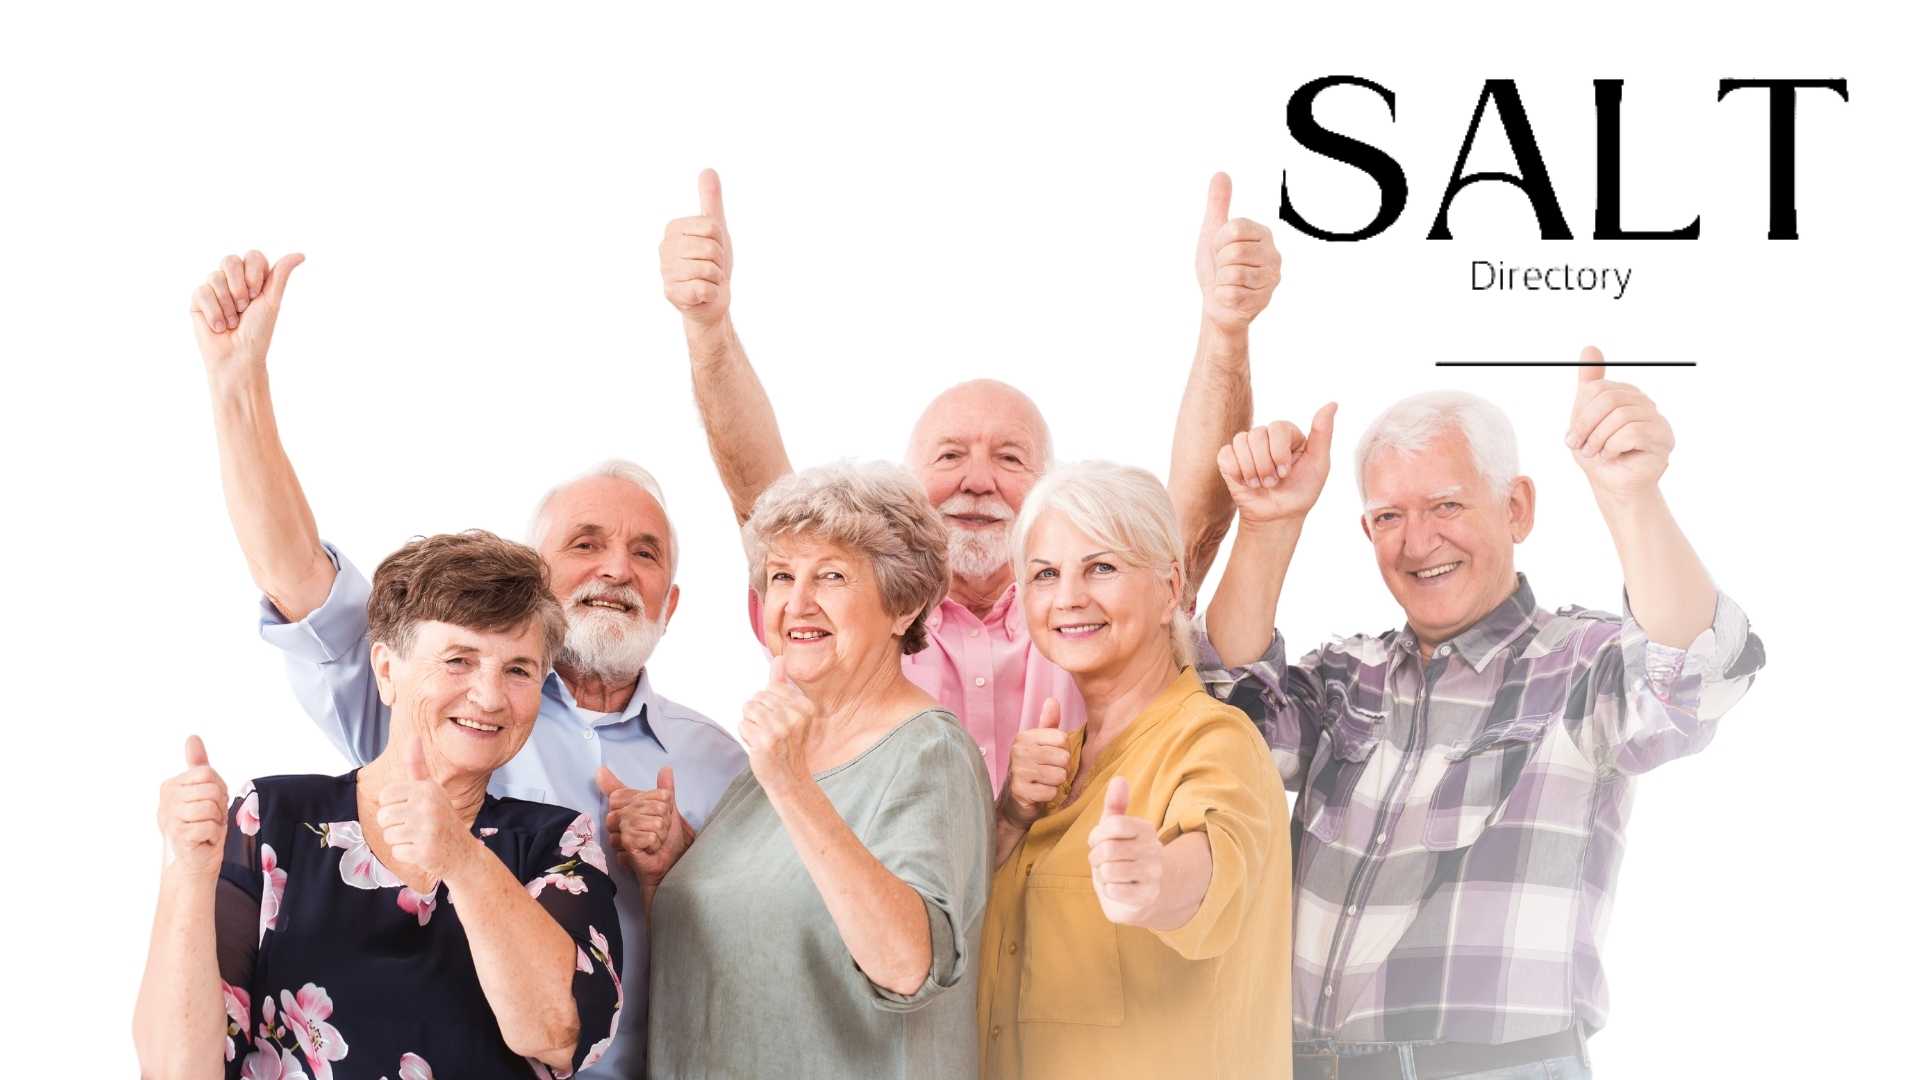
[
  {"x1": 188, "y1": 251, "x2": 745, "y2": 1080},
  {"x1": 1201, "y1": 354, "x2": 1765, "y2": 1080},
  {"x1": 659, "y1": 169, "x2": 1280, "y2": 788}
]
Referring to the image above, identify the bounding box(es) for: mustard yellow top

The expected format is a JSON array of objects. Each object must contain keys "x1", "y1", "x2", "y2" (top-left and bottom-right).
[{"x1": 977, "y1": 667, "x2": 1292, "y2": 1079}]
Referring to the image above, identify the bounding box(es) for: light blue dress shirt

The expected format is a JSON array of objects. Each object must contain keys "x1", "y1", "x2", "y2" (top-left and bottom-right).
[{"x1": 258, "y1": 542, "x2": 746, "y2": 1080}]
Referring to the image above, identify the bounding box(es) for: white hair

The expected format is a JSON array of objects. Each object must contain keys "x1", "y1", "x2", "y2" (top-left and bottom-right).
[
  {"x1": 527, "y1": 459, "x2": 680, "y2": 584},
  {"x1": 1353, "y1": 391, "x2": 1519, "y2": 502},
  {"x1": 1010, "y1": 461, "x2": 1194, "y2": 668}
]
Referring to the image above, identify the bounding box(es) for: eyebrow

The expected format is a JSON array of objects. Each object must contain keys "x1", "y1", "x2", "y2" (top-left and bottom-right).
[
  {"x1": 1427, "y1": 486, "x2": 1465, "y2": 500},
  {"x1": 1082, "y1": 551, "x2": 1117, "y2": 563},
  {"x1": 442, "y1": 642, "x2": 541, "y2": 667}
]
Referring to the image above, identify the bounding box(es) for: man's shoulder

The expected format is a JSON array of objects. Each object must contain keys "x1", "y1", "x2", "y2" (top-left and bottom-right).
[
  {"x1": 1313, "y1": 627, "x2": 1402, "y2": 668},
  {"x1": 1520, "y1": 601, "x2": 1625, "y2": 659},
  {"x1": 647, "y1": 687, "x2": 744, "y2": 758}
]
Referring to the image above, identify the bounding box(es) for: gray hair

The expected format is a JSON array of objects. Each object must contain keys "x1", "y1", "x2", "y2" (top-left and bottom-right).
[
  {"x1": 1353, "y1": 391, "x2": 1520, "y2": 502},
  {"x1": 744, "y1": 461, "x2": 950, "y2": 656},
  {"x1": 1010, "y1": 461, "x2": 1194, "y2": 668},
  {"x1": 527, "y1": 459, "x2": 680, "y2": 584}
]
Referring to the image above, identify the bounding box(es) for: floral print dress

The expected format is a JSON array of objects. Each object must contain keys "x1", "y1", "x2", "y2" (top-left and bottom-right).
[{"x1": 214, "y1": 772, "x2": 623, "y2": 1080}]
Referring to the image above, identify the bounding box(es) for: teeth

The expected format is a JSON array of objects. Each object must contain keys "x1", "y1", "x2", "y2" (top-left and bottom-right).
[
  {"x1": 1414, "y1": 563, "x2": 1461, "y2": 579},
  {"x1": 1056, "y1": 624, "x2": 1103, "y2": 633},
  {"x1": 789, "y1": 630, "x2": 827, "y2": 640},
  {"x1": 584, "y1": 600, "x2": 628, "y2": 611},
  {"x1": 451, "y1": 717, "x2": 502, "y2": 733}
]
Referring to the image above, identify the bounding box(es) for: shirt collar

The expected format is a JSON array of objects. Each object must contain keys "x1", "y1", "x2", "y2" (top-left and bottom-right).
[
  {"x1": 925, "y1": 584, "x2": 1023, "y2": 642},
  {"x1": 545, "y1": 667, "x2": 661, "y2": 745},
  {"x1": 1398, "y1": 573, "x2": 1540, "y2": 674}
]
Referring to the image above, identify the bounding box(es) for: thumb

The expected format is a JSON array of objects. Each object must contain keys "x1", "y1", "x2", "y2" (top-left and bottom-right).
[
  {"x1": 1306, "y1": 401, "x2": 1338, "y2": 461},
  {"x1": 1202, "y1": 172, "x2": 1231, "y2": 233},
  {"x1": 656, "y1": 766, "x2": 677, "y2": 806},
  {"x1": 1577, "y1": 345, "x2": 1606, "y2": 387},
  {"x1": 404, "y1": 735, "x2": 429, "y2": 782},
  {"x1": 596, "y1": 765, "x2": 627, "y2": 797},
  {"x1": 263, "y1": 253, "x2": 304, "y2": 306},
  {"x1": 1038, "y1": 698, "x2": 1062, "y2": 730},
  {"x1": 1102, "y1": 776, "x2": 1130, "y2": 818},
  {"x1": 699, "y1": 169, "x2": 725, "y2": 224},
  {"x1": 185, "y1": 734, "x2": 209, "y2": 769}
]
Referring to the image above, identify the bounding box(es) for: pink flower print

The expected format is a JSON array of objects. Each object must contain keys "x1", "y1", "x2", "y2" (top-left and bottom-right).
[
  {"x1": 559, "y1": 813, "x2": 608, "y2": 873},
  {"x1": 260, "y1": 844, "x2": 288, "y2": 938},
  {"x1": 221, "y1": 981, "x2": 251, "y2": 1062},
  {"x1": 397, "y1": 1052, "x2": 434, "y2": 1080},
  {"x1": 320, "y1": 821, "x2": 404, "y2": 890},
  {"x1": 477, "y1": 826, "x2": 499, "y2": 838},
  {"x1": 526, "y1": 871, "x2": 588, "y2": 899},
  {"x1": 575, "y1": 945, "x2": 593, "y2": 974},
  {"x1": 579, "y1": 1011, "x2": 618, "y2": 1074},
  {"x1": 589, "y1": 924, "x2": 622, "y2": 1005},
  {"x1": 259, "y1": 994, "x2": 277, "y2": 1040},
  {"x1": 396, "y1": 884, "x2": 438, "y2": 927},
  {"x1": 279, "y1": 983, "x2": 349, "y2": 1080},
  {"x1": 237, "y1": 782, "x2": 261, "y2": 837},
  {"x1": 241, "y1": 1037, "x2": 307, "y2": 1080}
]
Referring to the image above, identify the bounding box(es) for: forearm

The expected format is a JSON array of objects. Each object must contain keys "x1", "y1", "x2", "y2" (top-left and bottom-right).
[
  {"x1": 684, "y1": 316, "x2": 794, "y2": 526},
  {"x1": 1204, "y1": 519, "x2": 1302, "y2": 667},
  {"x1": 1142, "y1": 830, "x2": 1213, "y2": 932},
  {"x1": 1593, "y1": 487, "x2": 1715, "y2": 647},
  {"x1": 133, "y1": 869, "x2": 225, "y2": 1080},
  {"x1": 445, "y1": 845, "x2": 580, "y2": 1068},
  {"x1": 993, "y1": 813, "x2": 1030, "y2": 868},
  {"x1": 769, "y1": 779, "x2": 933, "y2": 996},
  {"x1": 1168, "y1": 322, "x2": 1253, "y2": 594},
  {"x1": 205, "y1": 367, "x2": 333, "y2": 622}
]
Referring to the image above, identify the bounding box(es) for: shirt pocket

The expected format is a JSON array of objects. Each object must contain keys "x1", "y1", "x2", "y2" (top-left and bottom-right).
[
  {"x1": 1302, "y1": 691, "x2": 1385, "y2": 844},
  {"x1": 1018, "y1": 873, "x2": 1124, "y2": 1026},
  {"x1": 1421, "y1": 713, "x2": 1552, "y2": 851}
]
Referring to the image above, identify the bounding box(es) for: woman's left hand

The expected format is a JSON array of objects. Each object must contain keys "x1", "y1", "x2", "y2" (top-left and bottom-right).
[
  {"x1": 1087, "y1": 777, "x2": 1165, "y2": 926},
  {"x1": 740, "y1": 656, "x2": 816, "y2": 799},
  {"x1": 376, "y1": 738, "x2": 478, "y2": 886}
]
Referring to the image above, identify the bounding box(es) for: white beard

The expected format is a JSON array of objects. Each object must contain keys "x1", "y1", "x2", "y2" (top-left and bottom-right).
[
  {"x1": 557, "y1": 584, "x2": 668, "y2": 683},
  {"x1": 939, "y1": 493, "x2": 1014, "y2": 581}
]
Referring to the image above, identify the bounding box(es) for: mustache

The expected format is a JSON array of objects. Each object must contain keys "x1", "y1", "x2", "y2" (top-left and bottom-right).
[
  {"x1": 937, "y1": 494, "x2": 1014, "y2": 522},
  {"x1": 569, "y1": 582, "x2": 648, "y2": 617}
]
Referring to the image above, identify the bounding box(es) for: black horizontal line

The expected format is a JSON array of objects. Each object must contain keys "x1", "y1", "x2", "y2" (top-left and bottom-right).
[{"x1": 1434, "y1": 362, "x2": 1697, "y2": 367}]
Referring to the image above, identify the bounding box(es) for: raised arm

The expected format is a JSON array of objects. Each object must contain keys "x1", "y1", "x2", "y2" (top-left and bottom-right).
[
  {"x1": 1564, "y1": 348, "x2": 1716, "y2": 646},
  {"x1": 1168, "y1": 173, "x2": 1281, "y2": 598},
  {"x1": 661, "y1": 170, "x2": 795, "y2": 526},
  {"x1": 190, "y1": 251, "x2": 334, "y2": 622}
]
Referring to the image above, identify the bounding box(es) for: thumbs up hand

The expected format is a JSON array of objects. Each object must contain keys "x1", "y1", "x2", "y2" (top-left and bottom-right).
[
  {"x1": 661, "y1": 168, "x2": 733, "y2": 327},
  {"x1": 1086, "y1": 776, "x2": 1164, "y2": 927},
  {"x1": 190, "y1": 250, "x2": 304, "y2": 377},
  {"x1": 999, "y1": 698, "x2": 1070, "y2": 828},
  {"x1": 739, "y1": 656, "x2": 818, "y2": 800},
  {"x1": 375, "y1": 734, "x2": 473, "y2": 887},
  {"x1": 1565, "y1": 346, "x2": 1674, "y2": 498},
  {"x1": 599, "y1": 765, "x2": 693, "y2": 885},
  {"x1": 1195, "y1": 173, "x2": 1281, "y2": 333},
  {"x1": 1217, "y1": 403, "x2": 1339, "y2": 527},
  {"x1": 157, "y1": 735, "x2": 230, "y2": 877}
]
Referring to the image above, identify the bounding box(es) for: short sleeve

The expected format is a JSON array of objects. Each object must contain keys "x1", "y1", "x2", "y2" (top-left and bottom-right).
[
  {"x1": 215, "y1": 783, "x2": 270, "y2": 1076},
  {"x1": 256, "y1": 542, "x2": 391, "y2": 765},
  {"x1": 523, "y1": 813, "x2": 626, "y2": 1075},
  {"x1": 1149, "y1": 705, "x2": 1286, "y2": 961},
  {"x1": 859, "y1": 716, "x2": 995, "y2": 1012}
]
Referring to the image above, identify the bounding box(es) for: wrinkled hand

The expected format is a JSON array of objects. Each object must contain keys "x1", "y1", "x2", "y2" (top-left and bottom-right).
[
  {"x1": 1195, "y1": 173, "x2": 1281, "y2": 332},
  {"x1": 375, "y1": 738, "x2": 474, "y2": 886},
  {"x1": 1217, "y1": 403, "x2": 1337, "y2": 526},
  {"x1": 189, "y1": 250, "x2": 303, "y2": 375},
  {"x1": 598, "y1": 765, "x2": 691, "y2": 885},
  {"x1": 1566, "y1": 347, "x2": 1674, "y2": 498},
  {"x1": 660, "y1": 169, "x2": 732, "y2": 327},
  {"x1": 739, "y1": 656, "x2": 816, "y2": 798},
  {"x1": 158, "y1": 735, "x2": 228, "y2": 877},
  {"x1": 999, "y1": 699, "x2": 1069, "y2": 828},
  {"x1": 1087, "y1": 777, "x2": 1164, "y2": 926}
]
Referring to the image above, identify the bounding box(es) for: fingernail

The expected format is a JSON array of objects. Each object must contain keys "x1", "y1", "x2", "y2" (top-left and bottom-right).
[
  {"x1": 1581, "y1": 446, "x2": 1596, "y2": 458},
  {"x1": 1276, "y1": 466, "x2": 1288, "y2": 478},
  {"x1": 1564, "y1": 433, "x2": 1577, "y2": 447}
]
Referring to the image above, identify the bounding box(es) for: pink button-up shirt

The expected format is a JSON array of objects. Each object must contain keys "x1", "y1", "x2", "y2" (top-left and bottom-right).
[{"x1": 747, "y1": 584, "x2": 1085, "y2": 792}]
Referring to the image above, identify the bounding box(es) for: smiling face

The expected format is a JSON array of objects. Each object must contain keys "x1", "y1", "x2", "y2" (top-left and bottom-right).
[
  {"x1": 1020, "y1": 510, "x2": 1181, "y2": 679},
  {"x1": 1360, "y1": 427, "x2": 1535, "y2": 652},
  {"x1": 761, "y1": 534, "x2": 917, "y2": 692},
  {"x1": 536, "y1": 474, "x2": 680, "y2": 680},
  {"x1": 906, "y1": 381, "x2": 1050, "y2": 581},
  {"x1": 373, "y1": 618, "x2": 547, "y2": 780}
]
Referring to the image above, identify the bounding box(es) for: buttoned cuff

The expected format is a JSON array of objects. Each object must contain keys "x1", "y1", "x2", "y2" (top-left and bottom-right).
[
  {"x1": 1622, "y1": 589, "x2": 1758, "y2": 701},
  {"x1": 256, "y1": 541, "x2": 373, "y2": 664}
]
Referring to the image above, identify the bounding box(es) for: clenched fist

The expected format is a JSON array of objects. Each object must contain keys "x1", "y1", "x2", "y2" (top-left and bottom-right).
[
  {"x1": 660, "y1": 169, "x2": 732, "y2": 327},
  {"x1": 374, "y1": 738, "x2": 477, "y2": 888},
  {"x1": 189, "y1": 250, "x2": 303, "y2": 376},
  {"x1": 598, "y1": 765, "x2": 691, "y2": 886},
  {"x1": 1195, "y1": 173, "x2": 1281, "y2": 333},
  {"x1": 1086, "y1": 777, "x2": 1165, "y2": 927},
  {"x1": 999, "y1": 698, "x2": 1068, "y2": 828},
  {"x1": 739, "y1": 656, "x2": 816, "y2": 799},
  {"x1": 1217, "y1": 403, "x2": 1338, "y2": 527},
  {"x1": 158, "y1": 735, "x2": 229, "y2": 878},
  {"x1": 1566, "y1": 347, "x2": 1675, "y2": 499}
]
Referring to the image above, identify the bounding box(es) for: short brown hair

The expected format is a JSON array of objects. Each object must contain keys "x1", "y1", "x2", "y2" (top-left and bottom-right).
[{"x1": 366, "y1": 530, "x2": 568, "y2": 664}]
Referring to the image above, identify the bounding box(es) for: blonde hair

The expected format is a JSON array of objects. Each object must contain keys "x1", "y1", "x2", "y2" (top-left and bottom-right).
[{"x1": 1010, "y1": 461, "x2": 1194, "y2": 667}]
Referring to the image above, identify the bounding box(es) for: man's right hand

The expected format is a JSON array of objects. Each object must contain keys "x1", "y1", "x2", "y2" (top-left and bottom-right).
[
  {"x1": 999, "y1": 698, "x2": 1069, "y2": 828},
  {"x1": 1217, "y1": 404, "x2": 1338, "y2": 527},
  {"x1": 598, "y1": 765, "x2": 692, "y2": 886},
  {"x1": 190, "y1": 250, "x2": 303, "y2": 377},
  {"x1": 660, "y1": 169, "x2": 732, "y2": 328}
]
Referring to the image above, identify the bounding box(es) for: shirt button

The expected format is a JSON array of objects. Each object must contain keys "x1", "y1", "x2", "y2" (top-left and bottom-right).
[
  {"x1": 973, "y1": 676, "x2": 987, "y2": 688},
  {"x1": 980, "y1": 745, "x2": 990, "y2": 756},
  {"x1": 583, "y1": 730, "x2": 595, "y2": 740},
  {"x1": 1346, "y1": 905, "x2": 1358, "y2": 916},
  {"x1": 970, "y1": 629, "x2": 982, "y2": 638},
  {"x1": 991, "y1": 1025, "x2": 1002, "y2": 1039},
  {"x1": 1438, "y1": 645, "x2": 1452, "y2": 657},
  {"x1": 1007, "y1": 942, "x2": 1018, "y2": 955},
  {"x1": 1375, "y1": 832, "x2": 1388, "y2": 845},
  {"x1": 1323, "y1": 986, "x2": 1334, "y2": 998}
]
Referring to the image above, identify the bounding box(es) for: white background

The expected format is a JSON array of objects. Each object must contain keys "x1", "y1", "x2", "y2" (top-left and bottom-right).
[{"x1": 3, "y1": 2, "x2": 1914, "y2": 1074}]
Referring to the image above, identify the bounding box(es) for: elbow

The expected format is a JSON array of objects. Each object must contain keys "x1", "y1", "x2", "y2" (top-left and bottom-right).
[
  {"x1": 505, "y1": 1004, "x2": 579, "y2": 1071},
  {"x1": 871, "y1": 958, "x2": 932, "y2": 999}
]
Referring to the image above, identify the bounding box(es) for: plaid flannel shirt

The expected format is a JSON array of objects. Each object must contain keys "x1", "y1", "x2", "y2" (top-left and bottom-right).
[{"x1": 1197, "y1": 574, "x2": 1764, "y2": 1047}]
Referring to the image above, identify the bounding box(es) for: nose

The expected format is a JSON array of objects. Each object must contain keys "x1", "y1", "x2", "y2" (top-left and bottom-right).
[
  {"x1": 594, "y1": 546, "x2": 635, "y2": 585},
  {"x1": 958, "y1": 449, "x2": 997, "y2": 497},
  {"x1": 785, "y1": 575, "x2": 821, "y2": 617},
  {"x1": 1403, "y1": 511, "x2": 1444, "y2": 561},
  {"x1": 468, "y1": 667, "x2": 509, "y2": 714},
  {"x1": 1053, "y1": 569, "x2": 1090, "y2": 610}
]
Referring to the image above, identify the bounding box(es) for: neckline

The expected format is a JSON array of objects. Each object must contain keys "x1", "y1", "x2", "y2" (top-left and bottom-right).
[{"x1": 810, "y1": 707, "x2": 952, "y2": 782}]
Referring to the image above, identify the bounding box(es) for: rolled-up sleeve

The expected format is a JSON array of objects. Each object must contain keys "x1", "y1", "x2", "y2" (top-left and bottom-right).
[
  {"x1": 1194, "y1": 622, "x2": 1330, "y2": 790},
  {"x1": 1570, "y1": 590, "x2": 1765, "y2": 775},
  {"x1": 256, "y1": 542, "x2": 390, "y2": 765}
]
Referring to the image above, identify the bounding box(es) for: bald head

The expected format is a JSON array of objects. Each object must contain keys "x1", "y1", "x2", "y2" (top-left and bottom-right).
[
  {"x1": 906, "y1": 380, "x2": 1052, "y2": 584},
  {"x1": 907, "y1": 380, "x2": 1053, "y2": 472}
]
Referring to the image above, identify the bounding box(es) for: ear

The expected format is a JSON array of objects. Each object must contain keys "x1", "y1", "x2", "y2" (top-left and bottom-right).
[
  {"x1": 891, "y1": 604, "x2": 925, "y2": 639},
  {"x1": 1163, "y1": 562, "x2": 1187, "y2": 626},
  {"x1": 1358, "y1": 511, "x2": 1375, "y2": 543},
  {"x1": 1507, "y1": 475, "x2": 1537, "y2": 544},
  {"x1": 370, "y1": 640, "x2": 399, "y2": 707},
  {"x1": 661, "y1": 583, "x2": 682, "y2": 626}
]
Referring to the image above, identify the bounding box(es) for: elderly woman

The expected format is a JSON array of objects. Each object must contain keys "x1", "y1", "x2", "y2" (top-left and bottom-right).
[
  {"x1": 133, "y1": 531, "x2": 622, "y2": 1080},
  {"x1": 977, "y1": 462, "x2": 1290, "y2": 1079},
  {"x1": 644, "y1": 461, "x2": 994, "y2": 1079}
]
